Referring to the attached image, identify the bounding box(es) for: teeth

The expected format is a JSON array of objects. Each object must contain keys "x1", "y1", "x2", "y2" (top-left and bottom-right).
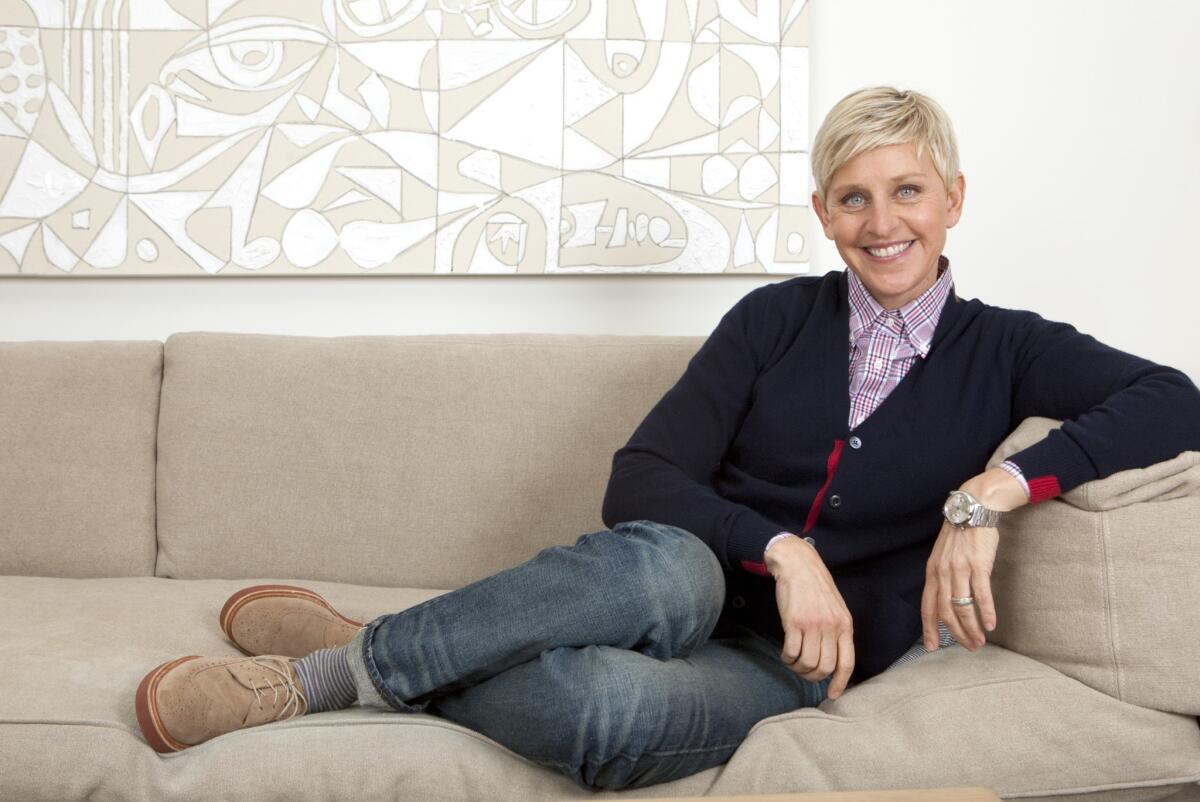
[{"x1": 866, "y1": 241, "x2": 913, "y2": 258}]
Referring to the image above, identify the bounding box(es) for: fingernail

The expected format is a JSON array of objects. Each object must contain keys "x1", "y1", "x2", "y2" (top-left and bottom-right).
[{"x1": 986, "y1": 623, "x2": 995, "y2": 631}]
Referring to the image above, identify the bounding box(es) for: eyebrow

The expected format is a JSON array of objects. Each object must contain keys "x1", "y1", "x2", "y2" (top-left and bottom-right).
[{"x1": 830, "y1": 173, "x2": 927, "y2": 196}]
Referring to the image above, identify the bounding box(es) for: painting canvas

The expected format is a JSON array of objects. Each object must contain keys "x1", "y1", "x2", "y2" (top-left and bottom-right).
[{"x1": 0, "y1": 0, "x2": 810, "y2": 275}]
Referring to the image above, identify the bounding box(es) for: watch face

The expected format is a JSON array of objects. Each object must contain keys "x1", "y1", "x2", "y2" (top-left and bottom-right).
[{"x1": 943, "y1": 492, "x2": 972, "y2": 525}]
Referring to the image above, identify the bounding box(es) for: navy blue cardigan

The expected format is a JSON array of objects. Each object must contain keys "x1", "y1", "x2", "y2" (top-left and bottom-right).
[{"x1": 602, "y1": 269, "x2": 1200, "y2": 684}]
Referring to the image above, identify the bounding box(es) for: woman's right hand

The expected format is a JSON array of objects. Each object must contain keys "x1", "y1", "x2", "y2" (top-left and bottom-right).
[{"x1": 764, "y1": 536, "x2": 855, "y2": 699}]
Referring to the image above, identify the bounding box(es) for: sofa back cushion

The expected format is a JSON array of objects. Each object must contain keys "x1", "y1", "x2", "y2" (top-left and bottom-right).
[
  {"x1": 987, "y1": 417, "x2": 1200, "y2": 715},
  {"x1": 0, "y1": 341, "x2": 161, "y2": 577},
  {"x1": 155, "y1": 332, "x2": 700, "y2": 589}
]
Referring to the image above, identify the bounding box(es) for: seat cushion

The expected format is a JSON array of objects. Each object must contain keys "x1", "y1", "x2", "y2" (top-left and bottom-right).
[
  {"x1": 724, "y1": 645, "x2": 1200, "y2": 802},
  {"x1": 0, "y1": 341, "x2": 160, "y2": 577},
  {"x1": 987, "y1": 418, "x2": 1200, "y2": 715},
  {"x1": 2, "y1": 577, "x2": 1198, "y2": 801}
]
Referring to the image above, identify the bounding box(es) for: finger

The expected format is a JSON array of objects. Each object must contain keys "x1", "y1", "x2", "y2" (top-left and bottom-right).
[
  {"x1": 937, "y1": 570, "x2": 971, "y2": 647},
  {"x1": 973, "y1": 567, "x2": 997, "y2": 634},
  {"x1": 952, "y1": 575, "x2": 984, "y2": 649},
  {"x1": 781, "y1": 628, "x2": 803, "y2": 666},
  {"x1": 802, "y1": 630, "x2": 837, "y2": 682},
  {"x1": 827, "y1": 630, "x2": 855, "y2": 700},
  {"x1": 953, "y1": 597, "x2": 983, "y2": 649},
  {"x1": 796, "y1": 626, "x2": 821, "y2": 676},
  {"x1": 920, "y1": 574, "x2": 940, "y2": 650}
]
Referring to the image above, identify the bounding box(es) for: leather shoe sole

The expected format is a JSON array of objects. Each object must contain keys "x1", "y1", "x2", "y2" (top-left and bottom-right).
[
  {"x1": 219, "y1": 584, "x2": 363, "y2": 657},
  {"x1": 136, "y1": 655, "x2": 201, "y2": 753}
]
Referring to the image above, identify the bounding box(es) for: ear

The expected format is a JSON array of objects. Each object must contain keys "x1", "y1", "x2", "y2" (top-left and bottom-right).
[
  {"x1": 945, "y1": 172, "x2": 966, "y2": 229},
  {"x1": 811, "y1": 191, "x2": 835, "y2": 239}
]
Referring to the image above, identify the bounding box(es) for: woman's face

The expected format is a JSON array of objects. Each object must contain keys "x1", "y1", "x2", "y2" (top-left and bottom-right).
[{"x1": 812, "y1": 142, "x2": 965, "y2": 309}]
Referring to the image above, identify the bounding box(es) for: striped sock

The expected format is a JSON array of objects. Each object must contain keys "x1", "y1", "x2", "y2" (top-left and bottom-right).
[{"x1": 293, "y1": 644, "x2": 357, "y2": 713}]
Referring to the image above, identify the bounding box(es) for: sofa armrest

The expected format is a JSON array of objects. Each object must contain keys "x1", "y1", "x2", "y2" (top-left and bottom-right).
[{"x1": 983, "y1": 417, "x2": 1200, "y2": 715}]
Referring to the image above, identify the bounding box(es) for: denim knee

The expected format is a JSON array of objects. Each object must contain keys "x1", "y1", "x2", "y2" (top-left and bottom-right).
[
  {"x1": 542, "y1": 646, "x2": 729, "y2": 791},
  {"x1": 606, "y1": 521, "x2": 725, "y2": 657}
]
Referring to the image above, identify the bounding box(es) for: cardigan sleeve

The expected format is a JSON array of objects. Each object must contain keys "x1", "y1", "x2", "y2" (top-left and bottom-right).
[
  {"x1": 1003, "y1": 312, "x2": 1200, "y2": 503},
  {"x1": 602, "y1": 286, "x2": 790, "y2": 571}
]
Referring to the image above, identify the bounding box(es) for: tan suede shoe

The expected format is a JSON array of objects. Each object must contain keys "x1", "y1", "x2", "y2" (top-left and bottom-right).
[
  {"x1": 136, "y1": 655, "x2": 308, "y2": 753},
  {"x1": 219, "y1": 584, "x2": 364, "y2": 658}
]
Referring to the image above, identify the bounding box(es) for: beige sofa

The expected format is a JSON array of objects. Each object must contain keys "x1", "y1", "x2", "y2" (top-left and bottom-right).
[{"x1": 2, "y1": 332, "x2": 1199, "y2": 801}]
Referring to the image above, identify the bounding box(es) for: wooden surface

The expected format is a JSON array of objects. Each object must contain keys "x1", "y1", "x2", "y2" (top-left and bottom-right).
[{"x1": 616, "y1": 788, "x2": 1003, "y2": 802}]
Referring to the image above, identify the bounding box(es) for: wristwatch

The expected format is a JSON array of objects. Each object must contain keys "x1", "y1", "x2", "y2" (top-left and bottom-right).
[{"x1": 943, "y1": 489, "x2": 1003, "y2": 529}]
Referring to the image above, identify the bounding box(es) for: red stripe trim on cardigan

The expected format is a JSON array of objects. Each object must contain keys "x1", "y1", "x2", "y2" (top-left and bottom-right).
[
  {"x1": 1027, "y1": 475, "x2": 1062, "y2": 505},
  {"x1": 804, "y1": 438, "x2": 846, "y2": 533},
  {"x1": 740, "y1": 560, "x2": 771, "y2": 576},
  {"x1": 740, "y1": 438, "x2": 847, "y2": 577}
]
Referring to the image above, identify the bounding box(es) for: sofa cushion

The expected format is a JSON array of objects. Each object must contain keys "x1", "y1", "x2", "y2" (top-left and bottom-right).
[
  {"x1": 0, "y1": 341, "x2": 160, "y2": 577},
  {"x1": 986, "y1": 417, "x2": 1200, "y2": 716},
  {"x1": 0, "y1": 575, "x2": 712, "y2": 801},
  {"x1": 722, "y1": 645, "x2": 1200, "y2": 801},
  {"x1": 1, "y1": 576, "x2": 1198, "y2": 801},
  {"x1": 154, "y1": 332, "x2": 700, "y2": 588}
]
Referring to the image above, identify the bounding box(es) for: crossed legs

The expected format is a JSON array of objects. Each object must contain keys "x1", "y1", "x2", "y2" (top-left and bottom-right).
[{"x1": 136, "y1": 521, "x2": 828, "y2": 790}]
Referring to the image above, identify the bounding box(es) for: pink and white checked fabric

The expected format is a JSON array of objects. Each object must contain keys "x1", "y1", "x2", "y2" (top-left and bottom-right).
[{"x1": 847, "y1": 256, "x2": 953, "y2": 430}]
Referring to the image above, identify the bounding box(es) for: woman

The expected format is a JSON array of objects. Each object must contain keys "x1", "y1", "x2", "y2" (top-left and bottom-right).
[{"x1": 134, "y1": 87, "x2": 1200, "y2": 790}]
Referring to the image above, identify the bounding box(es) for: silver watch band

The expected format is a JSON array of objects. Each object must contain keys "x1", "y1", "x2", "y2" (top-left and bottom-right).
[{"x1": 969, "y1": 504, "x2": 1001, "y2": 528}]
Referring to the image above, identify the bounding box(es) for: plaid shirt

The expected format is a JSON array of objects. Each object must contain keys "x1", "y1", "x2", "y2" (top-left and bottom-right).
[
  {"x1": 845, "y1": 257, "x2": 1029, "y2": 491},
  {"x1": 847, "y1": 258, "x2": 953, "y2": 429}
]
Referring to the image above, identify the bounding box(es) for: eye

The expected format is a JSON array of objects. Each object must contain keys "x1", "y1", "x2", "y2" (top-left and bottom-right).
[
  {"x1": 841, "y1": 192, "x2": 865, "y2": 207},
  {"x1": 898, "y1": 185, "x2": 921, "y2": 199}
]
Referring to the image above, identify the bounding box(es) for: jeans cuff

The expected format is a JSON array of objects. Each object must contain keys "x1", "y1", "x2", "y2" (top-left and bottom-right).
[
  {"x1": 347, "y1": 623, "x2": 393, "y2": 710},
  {"x1": 348, "y1": 618, "x2": 427, "y2": 713}
]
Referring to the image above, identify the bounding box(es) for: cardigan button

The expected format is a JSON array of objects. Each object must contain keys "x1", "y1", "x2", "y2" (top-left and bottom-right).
[
  {"x1": 848, "y1": 436, "x2": 862, "y2": 449},
  {"x1": 829, "y1": 494, "x2": 843, "y2": 508},
  {"x1": 732, "y1": 595, "x2": 746, "y2": 609}
]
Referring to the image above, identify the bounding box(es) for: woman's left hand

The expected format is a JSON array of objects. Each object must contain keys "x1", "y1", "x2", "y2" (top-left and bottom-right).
[
  {"x1": 920, "y1": 519, "x2": 999, "y2": 650},
  {"x1": 920, "y1": 467, "x2": 1028, "y2": 651}
]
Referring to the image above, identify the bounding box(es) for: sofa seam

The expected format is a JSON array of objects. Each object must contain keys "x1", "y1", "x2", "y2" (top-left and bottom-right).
[
  {"x1": 998, "y1": 774, "x2": 1200, "y2": 799},
  {"x1": 750, "y1": 670, "x2": 1057, "y2": 730},
  {"x1": 151, "y1": 340, "x2": 165, "y2": 579},
  {"x1": 0, "y1": 718, "x2": 140, "y2": 735},
  {"x1": 1098, "y1": 508, "x2": 1124, "y2": 702},
  {"x1": 173, "y1": 332, "x2": 703, "y2": 352}
]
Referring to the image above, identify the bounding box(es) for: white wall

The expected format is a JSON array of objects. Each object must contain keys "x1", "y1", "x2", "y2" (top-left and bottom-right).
[
  {"x1": 3, "y1": 0, "x2": 1198, "y2": 380},
  {"x1": 810, "y1": 0, "x2": 1200, "y2": 380}
]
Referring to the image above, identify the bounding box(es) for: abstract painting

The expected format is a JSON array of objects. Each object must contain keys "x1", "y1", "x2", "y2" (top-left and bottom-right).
[{"x1": 0, "y1": 1, "x2": 810, "y2": 275}]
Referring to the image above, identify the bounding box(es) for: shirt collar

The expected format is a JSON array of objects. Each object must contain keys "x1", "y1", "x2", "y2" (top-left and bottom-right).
[{"x1": 847, "y1": 255, "x2": 954, "y2": 358}]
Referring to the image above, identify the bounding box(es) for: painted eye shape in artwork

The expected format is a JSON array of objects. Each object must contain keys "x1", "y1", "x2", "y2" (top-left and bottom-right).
[{"x1": 160, "y1": 20, "x2": 328, "y2": 94}]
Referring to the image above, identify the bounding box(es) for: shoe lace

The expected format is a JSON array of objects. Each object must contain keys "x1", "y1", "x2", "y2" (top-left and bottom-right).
[{"x1": 247, "y1": 658, "x2": 308, "y2": 721}]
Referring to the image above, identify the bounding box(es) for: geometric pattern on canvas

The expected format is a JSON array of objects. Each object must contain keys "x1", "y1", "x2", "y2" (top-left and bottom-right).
[{"x1": 0, "y1": 0, "x2": 809, "y2": 275}]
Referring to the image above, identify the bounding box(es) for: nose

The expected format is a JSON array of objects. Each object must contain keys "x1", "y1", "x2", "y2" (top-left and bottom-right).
[{"x1": 866, "y1": 198, "x2": 900, "y2": 237}]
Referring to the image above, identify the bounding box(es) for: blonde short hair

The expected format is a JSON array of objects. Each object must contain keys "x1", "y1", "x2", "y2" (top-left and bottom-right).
[{"x1": 811, "y1": 86, "x2": 960, "y2": 203}]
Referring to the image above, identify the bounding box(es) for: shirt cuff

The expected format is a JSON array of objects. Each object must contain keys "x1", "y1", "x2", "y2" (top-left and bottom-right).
[
  {"x1": 764, "y1": 532, "x2": 799, "y2": 559},
  {"x1": 997, "y1": 460, "x2": 1031, "y2": 500}
]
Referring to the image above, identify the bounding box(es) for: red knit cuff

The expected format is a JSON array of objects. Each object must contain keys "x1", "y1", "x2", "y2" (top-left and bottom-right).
[
  {"x1": 740, "y1": 560, "x2": 770, "y2": 577},
  {"x1": 1027, "y1": 475, "x2": 1062, "y2": 505}
]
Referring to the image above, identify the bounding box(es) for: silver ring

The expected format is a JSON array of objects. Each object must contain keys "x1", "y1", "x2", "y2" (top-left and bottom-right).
[{"x1": 950, "y1": 596, "x2": 975, "y2": 606}]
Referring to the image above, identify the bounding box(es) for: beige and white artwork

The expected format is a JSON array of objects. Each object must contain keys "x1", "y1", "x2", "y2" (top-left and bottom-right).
[{"x1": 0, "y1": 1, "x2": 810, "y2": 275}]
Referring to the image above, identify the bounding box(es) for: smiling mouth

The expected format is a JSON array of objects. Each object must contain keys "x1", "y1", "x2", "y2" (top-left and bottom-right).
[{"x1": 863, "y1": 240, "x2": 914, "y2": 259}]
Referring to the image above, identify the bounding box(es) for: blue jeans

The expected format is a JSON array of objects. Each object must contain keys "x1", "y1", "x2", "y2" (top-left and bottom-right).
[{"x1": 345, "y1": 520, "x2": 829, "y2": 791}]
